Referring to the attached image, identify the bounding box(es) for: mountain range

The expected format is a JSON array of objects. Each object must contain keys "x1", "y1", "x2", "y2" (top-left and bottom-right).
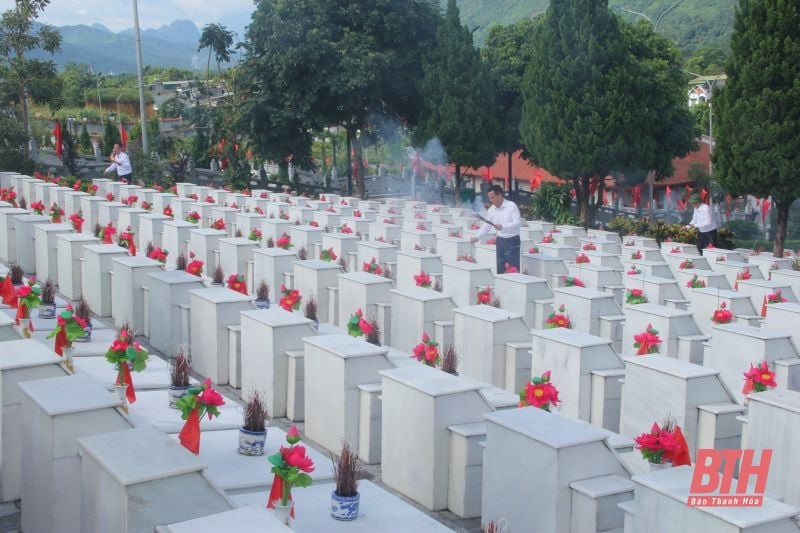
[{"x1": 35, "y1": 1, "x2": 734, "y2": 74}]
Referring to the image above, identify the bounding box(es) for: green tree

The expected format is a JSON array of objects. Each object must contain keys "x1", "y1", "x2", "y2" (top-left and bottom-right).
[
  {"x1": 60, "y1": 62, "x2": 94, "y2": 108},
  {"x1": 520, "y1": 0, "x2": 694, "y2": 226},
  {"x1": 415, "y1": 0, "x2": 499, "y2": 204},
  {"x1": 713, "y1": 0, "x2": 800, "y2": 257},
  {"x1": 198, "y1": 23, "x2": 233, "y2": 115},
  {"x1": 238, "y1": 0, "x2": 439, "y2": 197},
  {"x1": 78, "y1": 123, "x2": 92, "y2": 155},
  {"x1": 482, "y1": 18, "x2": 539, "y2": 184},
  {"x1": 103, "y1": 120, "x2": 121, "y2": 153},
  {"x1": 0, "y1": 113, "x2": 35, "y2": 174},
  {"x1": 0, "y1": 0, "x2": 62, "y2": 158},
  {"x1": 530, "y1": 182, "x2": 576, "y2": 224}
]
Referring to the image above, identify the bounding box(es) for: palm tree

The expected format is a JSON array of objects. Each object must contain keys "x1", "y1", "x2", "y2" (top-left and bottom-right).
[{"x1": 198, "y1": 23, "x2": 234, "y2": 124}]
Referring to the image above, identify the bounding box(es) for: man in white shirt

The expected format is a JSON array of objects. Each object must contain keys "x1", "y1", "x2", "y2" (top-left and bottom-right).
[
  {"x1": 104, "y1": 144, "x2": 133, "y2": 182},
  {"x1": 471, "y1": 184, "x2": 522, "y2": 273},
  {"x1": 686, "y1": 193, "x2": 717, "y2": 254}
]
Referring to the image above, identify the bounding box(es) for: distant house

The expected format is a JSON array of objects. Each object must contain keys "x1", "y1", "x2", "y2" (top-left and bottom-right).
[
  {"x1": 147, "y1": 79, "x2": 228, "y2": 109},
  {"x1": 687, "y1": 74, "x2": 727, "y2": 106}
]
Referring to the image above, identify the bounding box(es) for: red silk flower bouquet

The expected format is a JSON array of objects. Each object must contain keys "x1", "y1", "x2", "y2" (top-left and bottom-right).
[
  {"x1": 176, "y1": 378, "x2": 225, "y2": 454},
  {"x1": 414, "y1": 271, "x2": 432, "y2": 288},
  {"x1": 30, "y1": 200, "x2": 45, "y2": 215},
  {"x1": 47, "y1": 304, "x2": 87, "y2": 356},
  {"x1": 563, "y1": 276, "x2": 584, "y2": 288},
  {"x1": 49, "y1": 203, "x2": 64, "y2": 223},
  {"x1": 267, "y1": 425, "x2": 314, "y2": 518},
  {"x1": 634, "y1": 419, "x2": 691, "y2": 466},
  {"x1": 347, "y1": 308, "x2": 374, "y2": 337},
  {"x1": 634, "y1": 323, "x2": 661, "y2": 355},
  {"x1": 276, "y1": 233, "x2": 293, "y2": 250},
  {"x1": 519, "y1": 371, "x2": 560, "y2": 411},
  {"x1": 363, "y1": 258, "x2": 383, "y2": 276},
  {"x1": 582, "y1": 242, "x2": 596, "y2": 251},
  {"x1": 69, "y1": 211, "x2": 84, "y2": 232},
  {"x1": 711, "y1": 301, "x2": 733, "y2": 324},
  {"x1": 545, "y1": 305, "x2": 571, "y2": 329},
  {"x1": 227, "y1": 274, "x2": 248, "y2": 295},
  {"x1": 211, "y1": 218, "x2": 226, "y2": 230},
  {"x1": 186, "y1": 260, "x2": 204, "y2": 277},
  {"x1": 105, "y1": 327, "x2": 149, "y2": 405},
  {"x1": 249, "y1": 228, "x2": 263, "y2": 242},
  {"x1": 186, "y1": 211, "x2": 201, "y2": 224},
  {"x1": 575, "y1": 253, "x2": 590, "y2": 264},
  {"x1": 678, "y1": 259, "x2": 694, "y2": 270},
  {"x1": 119, "y1": 226, "x2": 136, "y2": 256},
  {"x1": 163, "y1": 205, "x2": 174, "y2": 218},
  {"x1": 686, "y1": 275, "x2": 706, "y2": 288},
  {"x1": 279, "y1": 285, "x2": 302, "y2": 311},
  {"x1": 742, "y1": 361, "x2": 776, "y2": 395},
  {"x1": 477, "y1": 286, "x2": 492, "y2": 305},
  {"x1": 320, "y1": 247, "x2": 337, "y2": 262},
  {"x1": 626, "y1": 288, "x2": 648, "y2": 305},
  {"x1": 412, "y1": 332, "x2": 440, "y2": 367},
  {"x1": 148, "y1": 246, "x2": 169, "y2": 264}
]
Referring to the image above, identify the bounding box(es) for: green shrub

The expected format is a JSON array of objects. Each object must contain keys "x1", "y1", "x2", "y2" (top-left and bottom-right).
[
  {"x1": 724, "y1": 220, "x2": 761, "y2": 240},
  {"x1": 606, "y1": 216, "x2": 735, "y2": 249}
]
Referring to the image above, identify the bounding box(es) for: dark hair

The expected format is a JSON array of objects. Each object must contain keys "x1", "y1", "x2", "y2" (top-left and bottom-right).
[{"x1": 489, "y1": 184, "x2": 504, "y2": 196}]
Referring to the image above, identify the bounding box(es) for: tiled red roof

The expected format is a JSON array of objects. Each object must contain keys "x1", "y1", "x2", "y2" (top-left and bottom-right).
[{"x1": 445, "y1": 141, "x2": 711, "y2": 189}]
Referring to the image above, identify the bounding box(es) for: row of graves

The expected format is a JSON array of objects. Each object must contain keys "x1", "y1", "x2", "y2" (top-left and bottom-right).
[{"x1": 1, "y1": 170, "x2": 800, "y2": 532}]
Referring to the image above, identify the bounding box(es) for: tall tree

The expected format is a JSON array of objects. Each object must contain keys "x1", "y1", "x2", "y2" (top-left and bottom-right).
[
  {"x1": 714, "y1": 0, "x2": 800, "y2": 257},
  {"x1": 520, "y1": 0, "x2": 694, "y2": 226},
  {"x1": 198, "y1": 23, "x2": 234, "y2": 118},
  {"x1": 238, "y1": 0, "x2": 439, "y2": 197},
  {"x1": 0, "y1": 0, "x2": 61, "y2": 158},
  {"x1": 415, "y1": 0, "x2": 499, "y2": 204},
  {"x1": 482, "y1": 18, "x2": 538, "y2": 185}
]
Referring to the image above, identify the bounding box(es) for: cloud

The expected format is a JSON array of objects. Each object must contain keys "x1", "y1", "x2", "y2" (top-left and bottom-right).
[{"x1": 0, "y1": 0, "x2": 255, "y2": 32}]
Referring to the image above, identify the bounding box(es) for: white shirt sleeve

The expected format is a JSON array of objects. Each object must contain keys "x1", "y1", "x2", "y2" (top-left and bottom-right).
[
  {"x1": 475, "y1": 207, "x2": 494, "y2": 240},
  {"x1": 692, "y1": 204, "x2": 711, "y2": 229}
]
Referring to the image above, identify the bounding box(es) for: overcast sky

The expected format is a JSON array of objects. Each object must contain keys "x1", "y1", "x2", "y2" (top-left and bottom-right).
[{"x1": 0, "y1": 0, "x2": 255, "y2": 33}]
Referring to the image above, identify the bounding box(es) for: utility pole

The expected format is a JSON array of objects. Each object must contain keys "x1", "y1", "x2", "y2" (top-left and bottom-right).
[{"x1": 132, "y1": 0, "x2": 148, "y2": 154}]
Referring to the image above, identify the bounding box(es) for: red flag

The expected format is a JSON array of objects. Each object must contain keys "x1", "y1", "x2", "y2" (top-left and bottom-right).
[
  {"x1": 53, "y1": 121, "x2": 63, "y2": 160},
  {"x1": 762, "y1": 199, "x2": 771, "y2": 223},
  {"x1": 116, "y1": 363, "x2": 137, "y2": 404},
  {"x1": 179, "y1": 408, "x2": 201, "y2": 454},
  {"x1": 266, "y1": 475, "x2": 296, "y2": 518},
  {"x1": 700, "y1": 188, "x2": 709, "y2": 203},
  {"x1": 119, "y1": 123, "x2": 127, "y2": 151},
  {"x1": 482, "y1": 166, "x2": 492, "y2": 183},
  {"x1": 54, "y1": 328, "x2": 68, "y2": 356},
  {"x1": 664, "y1": 427, "x2": 692, "y2": 466},
  {"x1": 589, "y1": 177, "x2": 599, "y2": 195},
  {"x1": 15, "y1": 302, "x2": 34, "y2": 331},
  {"x1": 632, "y1": 185, "x2": 641, "y2": 207},
  {"x1": 761, "y1": 295, "x2": 768, "y2": 318},
  {"x1": 666, "y1": 185, "x2": 672, "y2": 197},
  {"x1": 1, "y1": 276, "x2": 17, "y2": 307},
  {"x1": 602, "y1": 188, "x2": 608, "y2": 205}
]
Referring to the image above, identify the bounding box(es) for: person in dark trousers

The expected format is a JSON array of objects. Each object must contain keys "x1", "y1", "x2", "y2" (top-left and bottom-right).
[
  {"x1": 471, "y1": 184, "x2": 521, "y2": 273},
  {"x1": 686, "y1": 193, "x2": 717, "y2": 254}
]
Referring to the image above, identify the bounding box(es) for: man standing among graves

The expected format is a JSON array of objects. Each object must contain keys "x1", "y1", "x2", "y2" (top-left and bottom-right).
[
  {"x1": 686, "y1": 193, "x2": 717, "y2": 254},
  {"x1": 103, "y1": 143, "x2": 133, "y2": 182},
  {"x1": 471, "y1": 184, "x2": 521, "y2": 273}
]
